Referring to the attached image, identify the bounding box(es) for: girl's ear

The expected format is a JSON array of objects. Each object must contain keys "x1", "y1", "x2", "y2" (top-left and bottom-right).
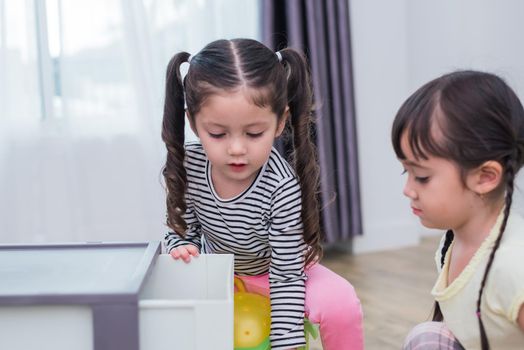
[
  {"x1": 187, "y1": 111, "x2": 198, "y2": 136},
  {"x1": 467, "y1": 160, "x2": 504, "y2": 195},
  {"x1": 275, "y1": 107, "x2": 290, "y2": 137}
]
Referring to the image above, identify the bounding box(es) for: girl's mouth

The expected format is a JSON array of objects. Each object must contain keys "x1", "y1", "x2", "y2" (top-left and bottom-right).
[
  {"x1": 229, "y1": 163, "x2": 247, "y2": 172},
  {"x1": 411, "y1": 207, "x2": 422, "y2": 216}
]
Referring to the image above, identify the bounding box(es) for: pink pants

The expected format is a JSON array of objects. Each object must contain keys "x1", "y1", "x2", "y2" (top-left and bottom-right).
[{"x1": 238, "y1": 263, "x2": 364, "y2": 350}]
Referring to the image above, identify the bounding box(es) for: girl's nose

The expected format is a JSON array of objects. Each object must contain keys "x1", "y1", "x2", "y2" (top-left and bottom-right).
[
  {"x1": 403, "y1": 182, "x2": 417, "y2": 199},
  {"x1": 228, "y1": 138, "x2": 247, "y2": 156}
]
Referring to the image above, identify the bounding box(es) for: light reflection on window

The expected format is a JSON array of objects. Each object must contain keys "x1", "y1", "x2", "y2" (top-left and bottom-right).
[{"x1": 1, "y1": 0, "x2": 259, "y2": 135}]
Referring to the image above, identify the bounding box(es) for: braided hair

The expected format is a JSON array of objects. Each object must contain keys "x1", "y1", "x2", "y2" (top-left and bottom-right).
[{"x1": 392, "y1": 70, "x2": 524, "y2": 349}]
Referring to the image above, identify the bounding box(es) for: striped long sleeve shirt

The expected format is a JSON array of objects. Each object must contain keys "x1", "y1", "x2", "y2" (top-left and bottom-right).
[{"x1": 165, "y1": 142, "x2": 307, "y2": 349}]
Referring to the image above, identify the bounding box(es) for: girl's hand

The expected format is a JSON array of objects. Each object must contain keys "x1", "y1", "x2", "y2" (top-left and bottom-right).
[{"x1": 169, "y1": 244, "x2": 200, "y2": 263}]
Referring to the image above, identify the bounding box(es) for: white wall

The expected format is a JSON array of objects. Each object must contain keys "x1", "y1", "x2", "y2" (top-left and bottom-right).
[{"x1": 350, "y1": 0, "x2": 524, "y2": 253}]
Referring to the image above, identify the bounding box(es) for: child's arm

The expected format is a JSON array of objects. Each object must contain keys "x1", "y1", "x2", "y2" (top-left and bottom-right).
[
  {"x1": 489, "y1": 246, "x2": 524, "y2": 331},
  {"x1": 164, "y1": 202, "x2": 202, "y2": 261},
  {"x1": 268, "y1": 177, "x2": 307, "y2": 350}
]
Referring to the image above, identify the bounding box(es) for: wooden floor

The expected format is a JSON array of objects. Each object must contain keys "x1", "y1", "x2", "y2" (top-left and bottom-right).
[{"x1": 312, "y1": 235, "x2": 440, "y2": 350}]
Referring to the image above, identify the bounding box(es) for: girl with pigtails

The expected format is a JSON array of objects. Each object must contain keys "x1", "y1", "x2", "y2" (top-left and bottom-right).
[
  {"x1": 393, "y1": 70, "x2": 524, "y2": 349},
  {"x1": 161, "y1": 38, "x2": 363, "y2": 350}
]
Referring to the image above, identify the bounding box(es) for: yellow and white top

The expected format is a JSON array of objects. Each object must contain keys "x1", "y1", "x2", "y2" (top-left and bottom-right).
[{"x1": 432, "y1": 209, "x2": 524, "y2": 349}]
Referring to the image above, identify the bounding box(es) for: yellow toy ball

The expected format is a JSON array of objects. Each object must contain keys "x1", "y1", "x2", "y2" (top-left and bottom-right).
[
  {"x1": 234, "y1": 277, "x2": 271, "y2": 350},
  {"x1": 233, "y1": 277, "x2": 319, "y2": 350}
]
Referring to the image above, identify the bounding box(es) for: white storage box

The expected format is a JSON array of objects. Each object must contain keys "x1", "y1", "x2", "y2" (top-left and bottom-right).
[
  {"x1": 0, "y1": 242, "x2": 233, "y2": 350},
  {"x1": 139, "y1": 254, "x2": 234, "y2": 350}
]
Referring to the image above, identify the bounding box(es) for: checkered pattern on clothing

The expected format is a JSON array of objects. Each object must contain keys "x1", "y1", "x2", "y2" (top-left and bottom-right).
[{"x1": 403, "y1": 321, "x2": 464, "y2": 350}]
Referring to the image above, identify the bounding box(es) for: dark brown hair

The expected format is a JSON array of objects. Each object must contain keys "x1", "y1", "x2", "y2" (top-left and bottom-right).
[
  {"x1": 392, "y1": 70, "x2": 524, "y2": 349},
  {"x1": 161, "y1": 38, "x2": 322, "y2": 266}
]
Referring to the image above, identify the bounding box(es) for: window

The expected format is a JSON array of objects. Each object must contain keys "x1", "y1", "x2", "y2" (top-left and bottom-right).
[{"x1": 1, "y1": 0, "x2": 260, "y2": 135}]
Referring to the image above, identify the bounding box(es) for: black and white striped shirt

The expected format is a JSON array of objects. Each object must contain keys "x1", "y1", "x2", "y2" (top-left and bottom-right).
[{"x1": 165, "y1": 142, "x2": 307, "y2": 349}]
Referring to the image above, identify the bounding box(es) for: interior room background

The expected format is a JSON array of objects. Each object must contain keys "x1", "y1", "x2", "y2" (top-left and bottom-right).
[{"x1": 2, "y1": 0, "x2": 524, "y2": 254}]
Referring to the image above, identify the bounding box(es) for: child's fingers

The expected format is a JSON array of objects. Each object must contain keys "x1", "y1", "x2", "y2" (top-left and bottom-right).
[
  {"x1": 179, "y1": 245, "x2": 199, "y2": 263},
  {"x1": 169, "y1": 248, "x2": 181, "y2": 260},
  {"x1": 179, "y1": 248, "x2": 191, "y2": 263},
  {"x1": 170, "y1": 245, "x2": 199, "y2": 263},
  {"x1": 186, "y1": 245, "x2": 200, "y2": 257}
]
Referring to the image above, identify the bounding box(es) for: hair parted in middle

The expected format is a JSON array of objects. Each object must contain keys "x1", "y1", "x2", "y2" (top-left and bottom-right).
[{"x1": 161, "y1": 38, "x2": 322, "y2": 265}]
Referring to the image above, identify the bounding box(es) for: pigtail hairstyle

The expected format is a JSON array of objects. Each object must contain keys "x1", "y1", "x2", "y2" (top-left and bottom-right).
[
  {"x1": 162, "y1": 52, "x2": 190, "y2": 236},
  {"x1": 161, "y1": 39, "x2": 322, "y2": 266},
  {"x1": 279, "y1": 48, "x2": 323, "y2": 266},
  {"x1": 392, "y1": 70, "x2": 524, "y2": 349},
  {"x1": 163, "y1": 39, "x2": 247, "y2": 237}
]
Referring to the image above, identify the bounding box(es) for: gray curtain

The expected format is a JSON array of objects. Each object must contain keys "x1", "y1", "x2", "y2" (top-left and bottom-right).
[{"x1": 262, "y1": 0, "x2": 362, "y2": 244}]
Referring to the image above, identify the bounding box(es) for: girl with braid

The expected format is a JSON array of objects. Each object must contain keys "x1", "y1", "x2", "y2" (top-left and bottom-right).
[
  {"x1": 393, "y1": 70, "x2": 524, "y2": 349},
  {"x1": 161, "y1": 38, "x2": 363, "y2": 350}
]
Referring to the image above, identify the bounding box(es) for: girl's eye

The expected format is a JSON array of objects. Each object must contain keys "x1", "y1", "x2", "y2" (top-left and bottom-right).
[
  {"x1": 208, "y1": 132, "x2": 225, "y2": 139},
  {"x1": 415, "y1": 176, "x2": 430, "y2": 184},
  {"x1": 247, "y1": 132, "x2": 263, "y2": 138},
  {"x1": 401, "y1": 168, "x2": 429, "y2": 183}
]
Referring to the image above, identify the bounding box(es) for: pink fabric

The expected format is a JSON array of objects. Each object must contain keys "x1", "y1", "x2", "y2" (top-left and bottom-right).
[{"x1": 237, "y1": 263, "x2": 364, "y2": 350}]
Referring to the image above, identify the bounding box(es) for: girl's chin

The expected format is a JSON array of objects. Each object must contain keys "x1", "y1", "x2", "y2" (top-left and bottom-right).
[{"x1": 419, "y1": 219, "x2": 446, "y2": 230}]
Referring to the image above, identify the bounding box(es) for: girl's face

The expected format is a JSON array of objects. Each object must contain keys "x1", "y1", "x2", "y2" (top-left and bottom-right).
[
  {"x1": 399, "y1": 132, "x2": 479, "y2": 231},
  {"x1": 190, "y1": 89, "x2": 286, "y2": 197}
]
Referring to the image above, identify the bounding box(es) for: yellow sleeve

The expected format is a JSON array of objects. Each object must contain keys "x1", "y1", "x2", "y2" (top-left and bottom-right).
[{"x1": 487, "y1": 244, "x2": 524, "y2": 324}]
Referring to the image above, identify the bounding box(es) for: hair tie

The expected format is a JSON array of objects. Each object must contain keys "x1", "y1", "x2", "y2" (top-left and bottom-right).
[{"x1": 275, "y1": 51, "x2": 282, "y2": 62}]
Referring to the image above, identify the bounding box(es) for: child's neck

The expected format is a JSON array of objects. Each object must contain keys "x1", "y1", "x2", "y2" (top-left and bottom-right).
[
  {"x1": 453, "y1": 199, "x2": 504, "y2": 247},
  {"x1": 210, "y1": 167, "x2": 259, "y2": 199},
  {"x1": 446, "y1": 198, "x2": 504, "y2": 286}
]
